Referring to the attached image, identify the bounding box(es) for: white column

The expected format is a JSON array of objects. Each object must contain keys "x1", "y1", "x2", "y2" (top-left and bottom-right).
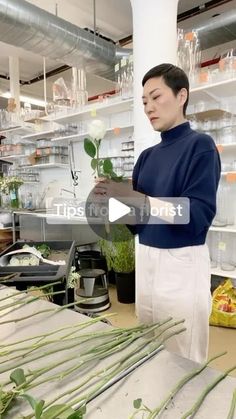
[
  {"x1": 130, "y1": 0, "x2": 179, "y2": 311},
  {"x1": 130, "y1": 0, "x2": 179, "y2": 157},
  {"x1": 9, "y1": 56, "x2": 20, "y2": 112}
]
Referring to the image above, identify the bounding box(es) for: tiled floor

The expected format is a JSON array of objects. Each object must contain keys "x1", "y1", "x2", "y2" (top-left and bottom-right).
[{"x1": 106, "y1": 285, "x2": 236, "y2": 377}]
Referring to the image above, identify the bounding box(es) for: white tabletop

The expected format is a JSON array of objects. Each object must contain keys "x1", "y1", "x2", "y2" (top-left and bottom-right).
[{"x1": 0, "y1": 286, "x2": 235, "y2": 419}]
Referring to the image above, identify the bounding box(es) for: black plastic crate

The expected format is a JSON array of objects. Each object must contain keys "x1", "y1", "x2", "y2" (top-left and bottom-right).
[{"x1": 0, "y1": 240, "x2": 75, "y2": 283}]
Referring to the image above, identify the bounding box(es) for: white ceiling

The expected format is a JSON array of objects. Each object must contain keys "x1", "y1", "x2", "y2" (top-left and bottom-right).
[{"x1": 0, "y1": 0, "x2": 236, "y2": 103}]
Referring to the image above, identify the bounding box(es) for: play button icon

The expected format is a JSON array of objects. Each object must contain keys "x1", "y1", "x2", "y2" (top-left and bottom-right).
[
  {"x1": 83, "y1": 179, "x2": 150, "y2": 241},
  {"x1": 108, "y1": 198, "x2": 131, "y2": 222}
]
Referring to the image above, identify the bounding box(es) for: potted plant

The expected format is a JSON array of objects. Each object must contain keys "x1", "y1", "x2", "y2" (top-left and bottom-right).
[
  {"x1": 0, "y1": 176, "x2": 23, "y2": 208},
  {"x1": 100, "y1": 225, "x2": 135, "y2": 304}
]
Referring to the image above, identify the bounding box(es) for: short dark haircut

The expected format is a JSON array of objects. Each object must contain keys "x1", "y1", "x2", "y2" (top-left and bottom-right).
[{"x1": 142, "y1": 63, "x2": 189, "y2": 116}]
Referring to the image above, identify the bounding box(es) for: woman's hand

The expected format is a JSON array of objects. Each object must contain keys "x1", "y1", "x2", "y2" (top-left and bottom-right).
[{"x1": 94, "y1": 177, "x2": 131, "y2": 199}]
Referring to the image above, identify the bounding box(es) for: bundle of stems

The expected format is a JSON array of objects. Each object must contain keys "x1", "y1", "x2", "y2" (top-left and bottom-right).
[
  {"x1": 25, "y1": 320, "x2": 174, "y2": 392},
  {"x1": 0, "y1": 321, "x2": 151, "y2": 375},
  {"x1": 0, "y1": 289, "x2": 65, "y2": 319},
  {"x1": 0, "y1": 319, "x2": 125, "y2": 362},
  {"x1": 130, "y1": 351, "x2": 228, "y2": 418},
  {"x1": 43, "y1": 323, "x2": 186, "y2": 419},
  {"x1": 0, "y1": 281, "x2": 62, "y2": 305},
  {"x1": 1, "y1": 323, "x2": 150, "y2": 391},
  {"x1": 0, "y1": 298, "x2": 91, "y2": 327},
  {"x1": 23, "y1": 319, "x2": 186, "y2": 419},
  {"x1": 0, "y1": 286, "x2": 193, "y2": 419},
  {"x1": 227, "y1": 389, "x2": 236, "y2": 419},
  {"x1": 181, "y1": 365, "x2": 236, "y2": 419},
  {"x1": 130, "y1": 354, "x2": 236, "y2": 419},
  {"x1": 0, "y1": 311, "x2": 185, "y2": 418},
  {"x1": 0, "y1": 313, "x2": 119, "y2": 350}
]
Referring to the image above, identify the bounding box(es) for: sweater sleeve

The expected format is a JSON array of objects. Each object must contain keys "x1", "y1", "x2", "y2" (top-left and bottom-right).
[
  {"x1": 126, "y1": 152, "x2": 145, "y2": 235},
  {"x1": 177, "y1": 149, "x2": 221, "y2": 236},
  {"x1": 132, "y1": 151, "x2": 144, "y2": 192}
]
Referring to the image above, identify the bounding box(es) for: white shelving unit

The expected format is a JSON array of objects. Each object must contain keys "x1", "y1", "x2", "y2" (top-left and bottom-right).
[
  {"x1": 20, "y1": 122, "x2": 65, "y2": 141},
  {"x1": 216, "y1": 143, "x2": 236, "y2": 150},
  {"x1": 221, "y1": 171, "x2": 236, "y2": 176},
  {"x1": 51, "y1": 123, "x2": 133, "y2": 143},
  {"x1": 187, "y1": 108, "x2": 234, "y2": 121},
  {"x1": 0, "y1": 125, "x2": 34, "y2": 136},
  {"x1": 189, "y1": 77, "x2": 236, "y2": 106},
  {"x1": 192, "y1": 79, "x2": 236, "y2": 279},
  {"x1": 0, "y1": 154, "x2": 26, "y2": 162},
  {"x1": 21, "y1": 128, "x2": 59, "y2": 141},
  {"x1": 22, "y1": 181, "x2": 40, "y2": 184},
  {"x1": 211, "y1": 266, "x2": 236, "y2": 283},
  {"x1": 43, "y1": 98, "x2": 133, "y2": 124},
  {"x1": 50, "y1": 133, "x2": 82, "y2": 143},
  {"x1": 22, "y1": 163, "x2": 69, "y2": 169},
  {"x1": 210, "y1": 225, "x2": 236, "y2": 233},
  {"x1": 1, "y1": 78, "x2": 236, "y2": 283}
]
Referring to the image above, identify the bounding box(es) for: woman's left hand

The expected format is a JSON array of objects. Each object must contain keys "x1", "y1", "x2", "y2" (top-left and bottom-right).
[{"x1": 94, "y1": 178, "x2": 131, "y2": 199}]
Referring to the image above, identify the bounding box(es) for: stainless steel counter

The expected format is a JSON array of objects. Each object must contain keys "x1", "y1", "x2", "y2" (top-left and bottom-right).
[
  {"x1": 0, "y1": 286, "x2": 235, "y2": 419},
  {"x1": 0, "y1": 209, "x2": 100, "y2": 245}
]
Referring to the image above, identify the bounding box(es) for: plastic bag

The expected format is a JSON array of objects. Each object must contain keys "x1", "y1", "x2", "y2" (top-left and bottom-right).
[
  {"x1": 52, "y1": 77, "x2": 70, "y2": 102},
  {"x1": 209, "y1": 279, "x2": 236, "y2": 328}
]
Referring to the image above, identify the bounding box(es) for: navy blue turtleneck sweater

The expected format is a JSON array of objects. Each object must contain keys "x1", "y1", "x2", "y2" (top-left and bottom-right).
[{"x1": 131, "y1": 121, "x2": 221, "y2": 248}]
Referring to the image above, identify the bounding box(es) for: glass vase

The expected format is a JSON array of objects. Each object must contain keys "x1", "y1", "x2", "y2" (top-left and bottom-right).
[{"x1": 10, "y1": 187, "x2": 20, "y2": 209}]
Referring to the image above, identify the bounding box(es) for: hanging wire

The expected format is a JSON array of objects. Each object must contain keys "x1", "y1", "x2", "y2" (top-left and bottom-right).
[
  {"x1": 93, "y1": 0, "x2": 96, "y2": 42},
  {"x1": 43, "y1": 57, "x2": 47, "y2": 115}
]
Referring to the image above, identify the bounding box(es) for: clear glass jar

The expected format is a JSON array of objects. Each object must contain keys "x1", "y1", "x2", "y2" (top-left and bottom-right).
[
  {"x1": 219, "y1": 232, "x2": 235, "y2": 271},
  {"x1": 206, "y1": 231, "x2": 218, "y2": 268},
  {"x1": 221, "y1": 126, "x2": 236, "y2": 144},
  {"x1": 19, "y1": 183, "x2": 40, "y2": 210},
  {"x1": 213, "y1": 179, "x2": 228, "y2": 226},
  {"x1": 219, "y1": 48, "x2": 236, "y2": 79}
]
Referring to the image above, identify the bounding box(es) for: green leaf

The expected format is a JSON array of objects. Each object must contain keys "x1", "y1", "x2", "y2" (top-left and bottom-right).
[
  {"x1": 10, "y1": 368, "x2": 26, "y2": 387},
  {"x1": 84, "y1": 138, "x2": 96, "y2": 158},
  {"x1": 133, "y1": 398, "x2": 142, "y2": 409},
  {"x1": 35, "y1": 400, "x2": 45, "y2": 419},
  {"x1": 103, "y1": 158, "x2": 113, "y2": 174},
  {"x1": 20, "y1": 393, "x2": 38, "y2": 410},
  {"x1": 67, "y1": 409, "x2": 85, "y2": 419},
  {"x1": 78, "y1": 404, "x2": 86, "y2": 415},
  {"x1": 110, "y1": 171, "x2": 123, "y2": 182},
  {"x1": 42, "y1": 404, "x2": 75, "y2": 419},
  {"x1": 91, "y1": 158, "x2": 98, "y2": 171}
]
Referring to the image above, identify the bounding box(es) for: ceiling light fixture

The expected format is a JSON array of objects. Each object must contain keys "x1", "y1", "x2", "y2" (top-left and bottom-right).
[{"x1": 1, "y1": 91, "x2": 45, "y2": 107}]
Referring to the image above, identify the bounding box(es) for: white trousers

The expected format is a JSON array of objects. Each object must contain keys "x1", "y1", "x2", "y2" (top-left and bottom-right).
[{"x1": 136, "y1": 243, "x2": 212, "y2": 364}]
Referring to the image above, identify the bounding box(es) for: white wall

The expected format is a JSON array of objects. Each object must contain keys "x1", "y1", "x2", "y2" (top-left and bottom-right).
[{"x1": 37, "y1": 109, "x2": 134, "y2": 204}]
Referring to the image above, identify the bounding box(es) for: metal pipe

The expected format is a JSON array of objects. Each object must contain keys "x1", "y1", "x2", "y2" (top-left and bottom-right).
[
  {"x1": 178, "y1": 0, "x2": 233, "y2": 22},
  {"x1": 0, "y1": 0, "x2": 129, "y2": 80}
]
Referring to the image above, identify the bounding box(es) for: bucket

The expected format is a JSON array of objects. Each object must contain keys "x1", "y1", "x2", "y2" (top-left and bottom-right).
[{"x1": 115, "y1": 271, "x2": 135, "y2": 304}]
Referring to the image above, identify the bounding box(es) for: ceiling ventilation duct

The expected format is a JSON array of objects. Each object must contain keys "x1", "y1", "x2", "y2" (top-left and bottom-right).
[
  {"x1": 0, "y1": 0, "x2": 130, "y2": 80},
  {"x1": 191, "y1": 10, "x2": 236, "y2": 50}
]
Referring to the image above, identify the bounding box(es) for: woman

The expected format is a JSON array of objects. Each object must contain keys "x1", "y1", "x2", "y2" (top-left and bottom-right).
[{"x1": 96, "y1": 63, "x2": 221, "y2": 363}]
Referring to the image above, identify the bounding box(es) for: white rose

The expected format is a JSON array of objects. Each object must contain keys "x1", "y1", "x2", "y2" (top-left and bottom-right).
[{"x1": 88, "y1": 119, "x2": 106, "y2": 140}]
